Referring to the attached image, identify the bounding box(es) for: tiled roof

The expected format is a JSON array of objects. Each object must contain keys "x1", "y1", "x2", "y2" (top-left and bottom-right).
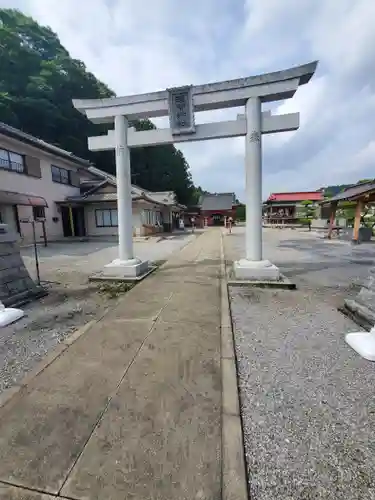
[
  {"x1": 88, "y1": 166, "x2": 117, "y2": 185},
  {"x1": 85, "y1": 166, "x2": 184, "y2": 208},
  {"x1": 67, "y1": 189, "x2": 183, "y2": 208},
  {"x1": 266, "y1": 191, "x2": 323, "y2": 202},
  {"x1": 67, "y1": 192, "x2": 124, "y2": 203},
  {"x1": 150, "y1": 191, "x2": 177, "y2": 204},
  {"x1": 200, "y1": 193, "x2": 235, "y2": 211},
  {"x1": 66, "y1": 192, "x2": 154, "y2": 203}
]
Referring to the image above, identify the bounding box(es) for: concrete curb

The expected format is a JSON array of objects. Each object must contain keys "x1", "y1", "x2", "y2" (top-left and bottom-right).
[
  {"x1": 220, "y1": 230, "x2": 249, "y2": 500},
  {"x1": 0, "y1": 317, "x2": 100, "y2": 410},
  {"x1": 227, "y1": 274, "x2": 296, "y2": 290},
  {"x1": 89, "y1": 266, "x2": 157, "y2": 283}
]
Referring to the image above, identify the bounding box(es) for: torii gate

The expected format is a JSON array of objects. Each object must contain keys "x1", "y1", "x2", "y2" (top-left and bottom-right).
[{"x1": 73, "y1": 61, "x2": 318, "y2": 279}]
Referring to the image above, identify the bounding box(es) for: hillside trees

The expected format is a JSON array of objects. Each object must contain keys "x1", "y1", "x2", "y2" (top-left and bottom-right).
[{"x1": 0, "y1": 8, "x2": 195, "y2": 203}]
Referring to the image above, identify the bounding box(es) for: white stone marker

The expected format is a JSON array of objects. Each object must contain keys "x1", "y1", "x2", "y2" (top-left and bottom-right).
[
  {"x1": 345, "y1": 328, "x2": 375, "y2": 362},
  {"x1": 0, "y1": 300, "x2": 24, "y2": 328}
]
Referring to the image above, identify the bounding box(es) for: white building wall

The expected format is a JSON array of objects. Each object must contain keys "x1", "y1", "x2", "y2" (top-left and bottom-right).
[
  {"x1": 85, "y1": 203, "x2": 118, "y2": 237},
  {"x1": 84, "y1": 202, "x2": 144, "y2": 237},
  {"x1": 1, "y1": 133, "x2": 178, "y2": 242},
  {"x1": 0, "y1": 135, "x2": 82, "y2": 243},
  {"x1": 161, "y1": 206, "x2": 172, "y2": 224},
  {"x1": 133, "y1": 205, "x2": 142, "y2": 236}
]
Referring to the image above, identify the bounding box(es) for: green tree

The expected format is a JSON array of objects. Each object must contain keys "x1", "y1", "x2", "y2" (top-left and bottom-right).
[
  {"x1": 190, "y1": 186, "x2": 209, "y2": 205},
  {"x1": 356, "y1": 179, "x2": 374, "y2": 185},
  {"x1": 298, "y1": 200, "x2": 316, "y2": 231},
  {"x1": 0, "y1": 8, "x2": 198, "y2": 204},
  {"x1": 235, "y1": 204, "x2": 246, "y2": 221},
  {"x1": 338, "y1": 200, "x2": 375, "y2": 229},
  {"x1": 337, "y1": 201, "x2": 356, "y2": 226}
]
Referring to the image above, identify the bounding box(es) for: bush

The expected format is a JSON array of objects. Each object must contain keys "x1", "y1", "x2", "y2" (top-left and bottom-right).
[{"x1": 299, "y1": 218, "x2": 312, "y2": 230}]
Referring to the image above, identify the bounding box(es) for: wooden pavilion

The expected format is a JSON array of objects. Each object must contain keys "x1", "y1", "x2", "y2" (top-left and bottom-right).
[
  {"x1": 322, "y1": 181, "x2": 375, "y2": 242},
  {"x1": 263, "y1": 190, "x2": 324, "y2": 224}
]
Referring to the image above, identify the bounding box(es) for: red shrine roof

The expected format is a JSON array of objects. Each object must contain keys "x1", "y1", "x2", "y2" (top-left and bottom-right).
[{"x1": 266, "y1": 191, "x2": 324, "y2": 202}]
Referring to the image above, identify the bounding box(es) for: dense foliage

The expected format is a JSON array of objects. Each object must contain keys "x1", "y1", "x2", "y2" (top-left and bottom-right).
[
  {"x1": 235, "y1": 204, "x2": 246, "y2": 221},
  {"x1": 0, "y1": 9, "x2": 196, "y2": 204}
]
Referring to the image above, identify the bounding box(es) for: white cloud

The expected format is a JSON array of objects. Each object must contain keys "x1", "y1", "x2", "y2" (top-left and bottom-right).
[
  {"x1": 1, "y1": 0, "x2": 375, "y2": 201},
  {"x1": 308, "y1": 0, "x2": 375, "y2": 77}
]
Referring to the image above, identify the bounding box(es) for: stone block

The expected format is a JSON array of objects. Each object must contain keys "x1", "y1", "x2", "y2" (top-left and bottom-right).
[
  {"x1": 233, "y1": 259, "x2": 280, "y2": 281},
  {"x1": 0, "y1": 229, "x2": 46, "y2": 306},
  {"x1": 344, "y1": 265, "x2": 375, "y2": 328},
  {"x1": 103, "y1": 258, "x2": 149, "y2": 278}
]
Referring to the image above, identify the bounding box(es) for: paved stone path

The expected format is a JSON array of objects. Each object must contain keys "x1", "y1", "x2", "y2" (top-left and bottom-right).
[{"x1": 0, "y1": 230, "x2": 222, "y2": 500}]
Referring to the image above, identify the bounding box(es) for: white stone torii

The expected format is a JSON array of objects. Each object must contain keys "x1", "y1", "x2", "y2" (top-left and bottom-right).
[{"x1": 73, "y1": 60, "x2": 318, "y2": 279}]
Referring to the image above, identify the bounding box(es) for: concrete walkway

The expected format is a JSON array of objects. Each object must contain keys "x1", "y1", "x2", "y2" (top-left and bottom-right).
[{"x1": 0, "y1": 230, "x2": 225, "y2": 500}]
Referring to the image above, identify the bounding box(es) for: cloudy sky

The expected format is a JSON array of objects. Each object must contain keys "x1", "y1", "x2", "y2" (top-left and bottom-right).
[{"x1": 2, "y1": 0, "x2": 375, "y2": 200}]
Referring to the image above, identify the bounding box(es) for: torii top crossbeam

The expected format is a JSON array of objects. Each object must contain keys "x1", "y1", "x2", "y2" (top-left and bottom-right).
[{"x1": 73, "y1": 61, "x2": 318, "y2": 124}]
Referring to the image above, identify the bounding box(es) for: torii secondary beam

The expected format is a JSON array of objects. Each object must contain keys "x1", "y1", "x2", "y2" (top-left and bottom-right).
[{"x1": 88, "y1": 112, "x2": 300, "y2": 151}]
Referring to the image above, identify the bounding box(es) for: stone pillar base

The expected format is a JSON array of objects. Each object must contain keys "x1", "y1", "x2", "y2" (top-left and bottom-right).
[
  {"x1": 103, "y1": 258, "x2": 149, "y2": 278},
  {"x1": 233, "y1": 259, "x2": 280, "y2": 281}
]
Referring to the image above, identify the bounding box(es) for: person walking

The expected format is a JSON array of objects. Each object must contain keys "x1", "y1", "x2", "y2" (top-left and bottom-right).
[
  {"x1": 190, "y1": 216, "x2": 196, "y2": 233},
  {"x1": 227, "y1": 216, "x2": 233, "y2": 234}
]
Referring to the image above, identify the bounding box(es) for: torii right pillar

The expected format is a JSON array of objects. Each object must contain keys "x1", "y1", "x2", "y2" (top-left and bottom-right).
[{"x1": 233, "y1": 96, "x2": 280, "y2": 281}]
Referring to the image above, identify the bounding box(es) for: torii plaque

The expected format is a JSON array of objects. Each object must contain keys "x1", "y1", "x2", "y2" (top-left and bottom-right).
[
  {"x1": 73, "y1": 61, "x2": 318, "y2": 279},
  {"x1": 167, "y1": 85, "x2": 195, "y2": 135}
]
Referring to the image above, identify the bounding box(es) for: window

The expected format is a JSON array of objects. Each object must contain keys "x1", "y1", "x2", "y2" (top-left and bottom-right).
[
  {"x1": 95, "y1": 209, "x2": 118, "y2": 227},
  {"x1": 156, "y1": 211, "x2": 162, "y2": 225},
  {"x1": 143, "y1": 209, "x2": 153, "y2": 225},
  {"x1": 33, "y1": 206, "x2": 45, "y2": 220},
  {"x1": 0, "y1": 148, "x2": 24, "y2": 173},
  {"x1": 51, "y1": 165, "x2": 71, "y2": 184},
  {"x1": 111, "y1": 210, "x2": 118, "y2": 226}
]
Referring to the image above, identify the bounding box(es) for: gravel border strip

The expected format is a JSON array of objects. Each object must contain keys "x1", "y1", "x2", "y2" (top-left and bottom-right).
[
  {"x1": 0, "y1": 310, "x2": 110, "y2": 411},
  {"x1": 220, "y1": 230, "x2": 249, "y2": 500}
]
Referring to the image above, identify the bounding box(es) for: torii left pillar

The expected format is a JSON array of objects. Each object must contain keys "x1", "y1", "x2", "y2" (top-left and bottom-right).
[
  {"x1": 103, "y1": 115, "x2": 148, "y2": 278},
  {"x1": 233, "y1": 97, "x2": 280, "y2": 280}
]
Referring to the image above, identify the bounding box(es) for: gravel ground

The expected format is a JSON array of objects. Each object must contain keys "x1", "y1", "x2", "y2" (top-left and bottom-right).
[
  {"x1": 225, "y1": 227, "x2": 375, "y2": 500},
  {"x1": 0, "y1": 233, "x2": 195, "y2": 394},
  {"x1": 0, "y1": 281, "x2": 113, "y2": 394}
]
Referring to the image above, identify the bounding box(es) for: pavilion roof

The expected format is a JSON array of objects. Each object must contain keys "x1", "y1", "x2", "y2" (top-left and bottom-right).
[{"x1": 321, "y1": 181, "x2": 375, "y2": 204}]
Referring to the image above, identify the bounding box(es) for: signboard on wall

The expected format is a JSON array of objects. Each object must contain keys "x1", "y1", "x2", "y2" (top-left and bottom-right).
[{"x1": 167, "y1": 85, "x2": 195, "y2": 135}]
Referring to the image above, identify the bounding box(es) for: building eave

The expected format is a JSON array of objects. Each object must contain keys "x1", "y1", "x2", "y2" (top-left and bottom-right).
[
  {"x1": 0, "y1": 190, "x2": 48, "y2": 207},
  {"x1": 0, "y1": 122, "x2": 91, "y2": 168}
]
